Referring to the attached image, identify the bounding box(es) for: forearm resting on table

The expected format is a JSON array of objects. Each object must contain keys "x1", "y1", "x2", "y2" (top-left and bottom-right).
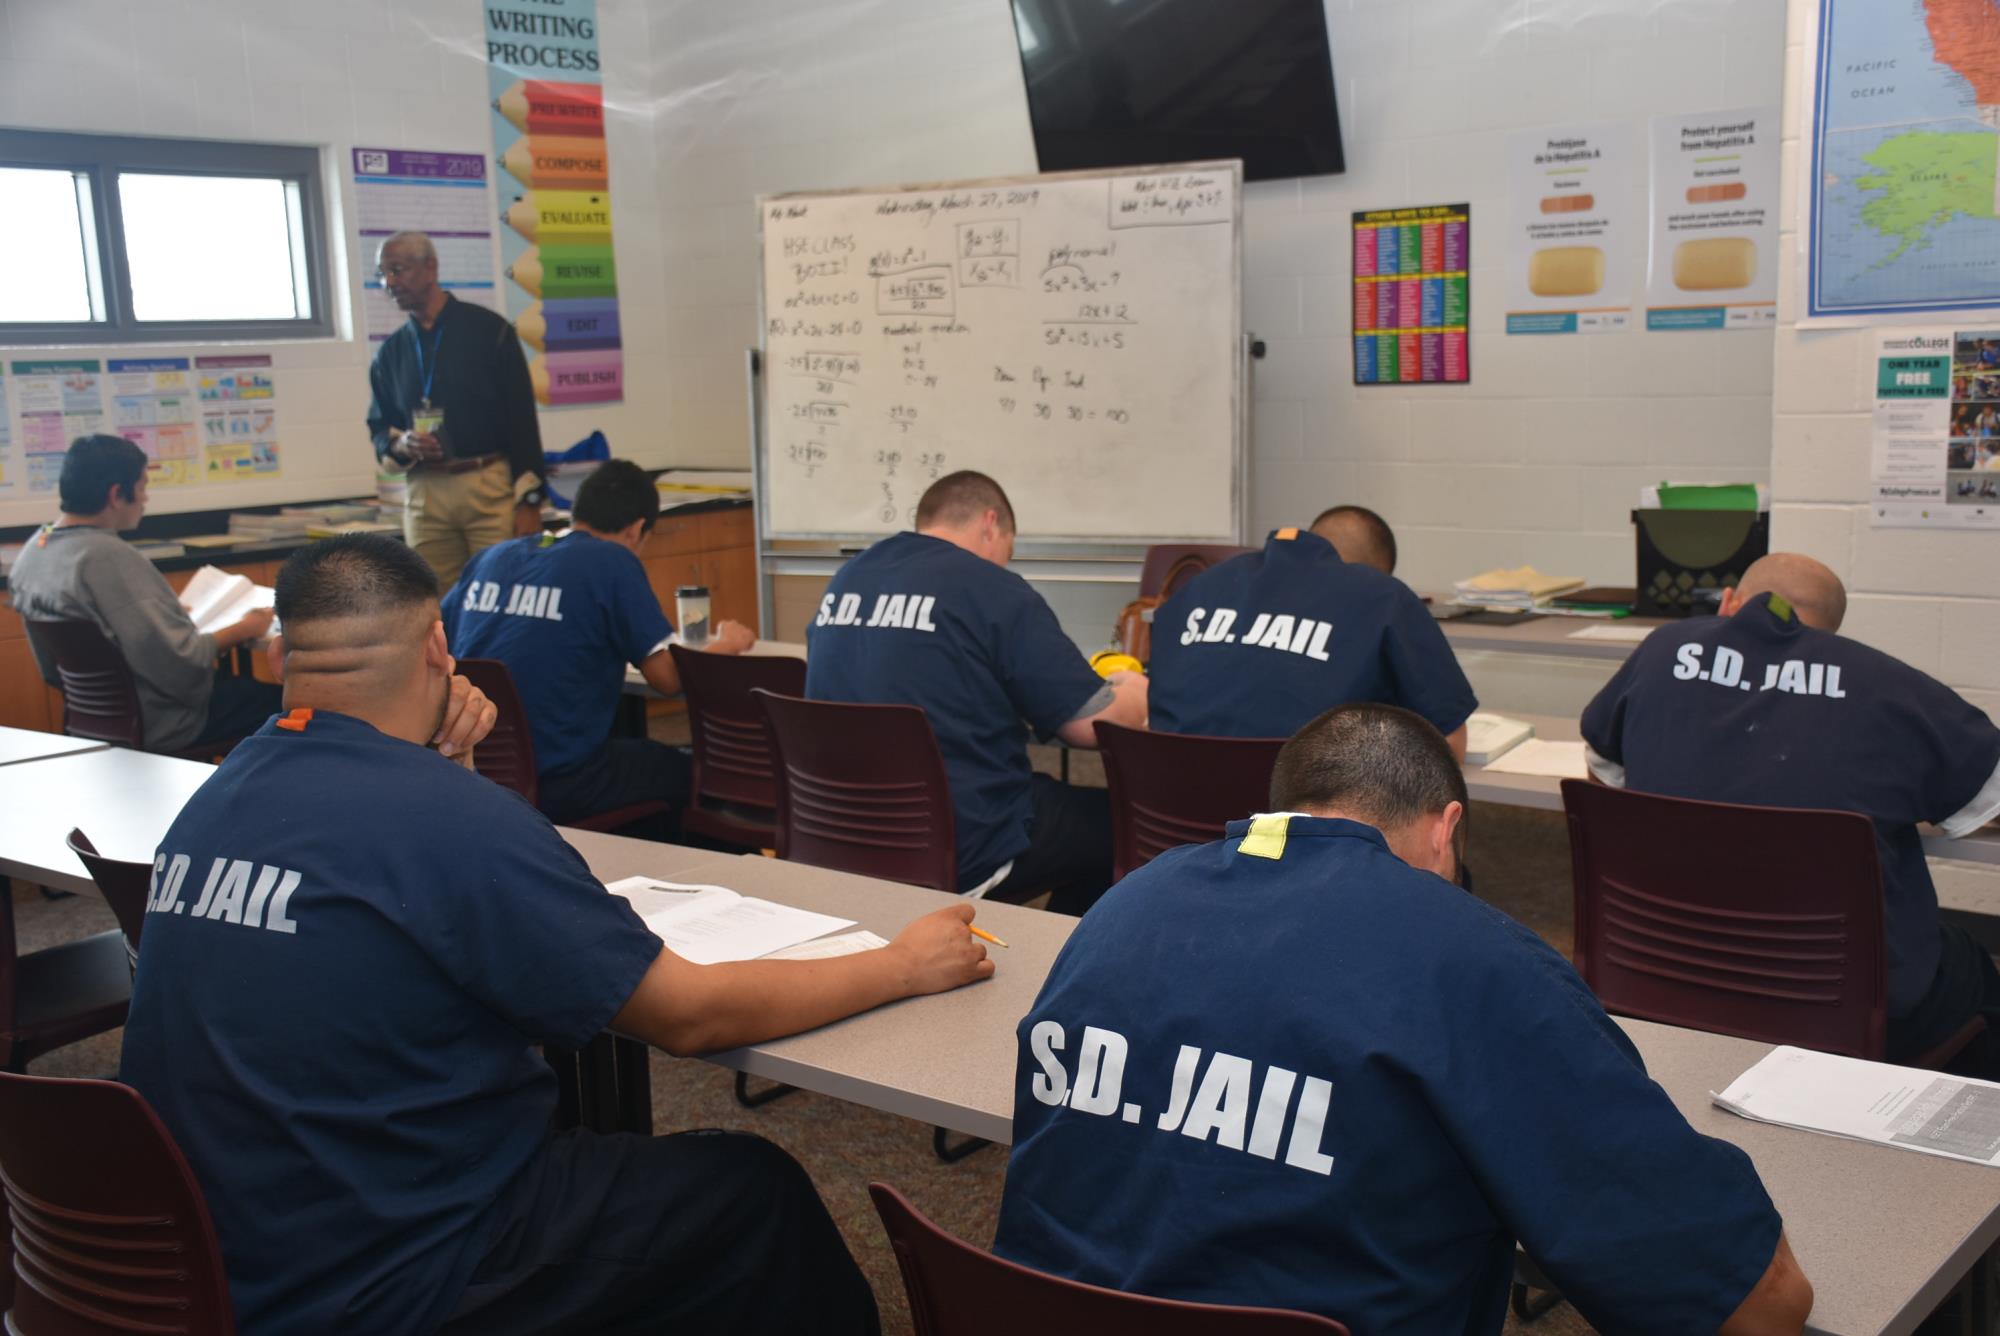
[{"x1": 611, "y1": 946, "x2": 918, "y2": 1057}]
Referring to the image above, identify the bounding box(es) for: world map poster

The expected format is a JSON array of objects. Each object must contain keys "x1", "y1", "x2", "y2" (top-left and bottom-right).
[{"x1": 1809, "y1": 0, "x2": 2000, "y2": 321}]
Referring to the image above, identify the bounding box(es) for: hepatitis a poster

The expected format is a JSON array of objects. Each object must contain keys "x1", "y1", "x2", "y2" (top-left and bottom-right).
[
  {"x1": 1646, "y1": 108, "x2": 1780, "y2": 331},
  {"x1": 1506, "y1": 123, "x2": 1635, "y2": 335},
  {"x1": 484, "y1": 0, "x2": 623, "y2": 406},
  {"x1": 1871, "y1": 328, "x2": 2000, "y2": 529},
  {"x1": 1352, "y1": 205, "x2": 1470, "y2": 385},
  {"x1": 108, "y1": 357, "x2": 201, "y2": 488}
]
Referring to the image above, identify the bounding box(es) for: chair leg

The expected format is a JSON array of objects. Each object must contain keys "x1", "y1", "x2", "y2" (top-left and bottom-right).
[
  {"x1": 733, "y1": 1071, "x2": 798, "y2": 1108},
  {"x1": 933, "y1": 1126, "x2": 991, "y2": 1163}
]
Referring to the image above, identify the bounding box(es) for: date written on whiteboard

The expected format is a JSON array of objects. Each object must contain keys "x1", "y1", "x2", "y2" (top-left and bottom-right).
[{"x1": 1107, "y1": 173, "x2": 1232, "y2": 229}]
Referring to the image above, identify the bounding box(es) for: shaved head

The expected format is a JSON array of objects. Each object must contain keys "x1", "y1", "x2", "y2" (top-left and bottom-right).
[
  {"x1": 1309, "y1": 505, "x2": 1397, "y2": 575},
  {"x1": 1733, "y1": 553, "x2": 1847, "y2": 631}
]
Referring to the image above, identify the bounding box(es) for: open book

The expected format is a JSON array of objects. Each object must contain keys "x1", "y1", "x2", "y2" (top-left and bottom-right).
[
  {"x1": 605, "y1": 876, "x2": 857, "y2": 966},
  {"x1": 179, "y1": 565, "x2": 276, "y2": 637},
  {"x1": 1715, "y1": 1046, "x2": 2000, "y2": 1166}
]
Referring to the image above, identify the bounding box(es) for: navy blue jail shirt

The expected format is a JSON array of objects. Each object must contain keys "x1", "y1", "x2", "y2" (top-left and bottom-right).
[
  {"x1": 1148, "y1": 529, "x2": 1478, "y2": 740},
  {"x1": 995, "y1": 815, "x2": 1781, "y2": 1335},
  {"x1": 442, "y1": 530, "x2": 673, "y2": 777},
  {"x1": 804, "y1": 531, "x2": 1107, "y2": 889},
  {"x1": 1581, "y1": 592, "x2": 2000, "y2": 1017},
  {"x1": 118, "y1": 710, "x2": 662, "y2": 1336}
]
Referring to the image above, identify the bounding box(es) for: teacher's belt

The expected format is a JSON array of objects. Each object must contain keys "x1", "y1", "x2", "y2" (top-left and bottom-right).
[{"x1": 415, "y1": 453, "x2": 505, "y2": 476}]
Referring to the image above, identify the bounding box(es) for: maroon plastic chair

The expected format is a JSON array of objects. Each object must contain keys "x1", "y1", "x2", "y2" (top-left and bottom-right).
[
  {"x1": 0, "y1": 1072, "x2": 236, "y2": 1335},
  {"x1": 1137, "y1": 544, "x2": 1253, "y2": 599},
  {"x1": 869, "y1": 1183, "x2": 1350, "y2": 1335},
  {"x1": 1096, "y1": 722, "x2": 1287, "y2": 880},
  {"x1": 669, "y1": 646, "x2": 805, "y2": 850},
  {"x1": 755, "y1": 691, "x2": 958, "y2": 892},
  {"x1": 24, "y1": 619, "x2": 245, "y2": 762},
  {"x1": 455, "y1": 658, "x2": 672, "y2": 834},
  {"x1": 65, "y1": 831, "x2": 151, "y2": 976},
  {"x1": 0, "y1": 865, "x2": 130, "y2": 1075},
  {"x1": 1562, "y1": 779, "x2": 1984, "y2": 1066}
]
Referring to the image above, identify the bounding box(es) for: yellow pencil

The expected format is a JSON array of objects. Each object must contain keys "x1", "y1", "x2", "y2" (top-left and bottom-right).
[{"x1": 968, "y1": 924, "x2": 1009, "y2": 949}]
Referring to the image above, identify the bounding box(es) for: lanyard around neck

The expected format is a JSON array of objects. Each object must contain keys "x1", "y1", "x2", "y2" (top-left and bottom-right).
[{"x1": 413, "y1": 319, "x2": 445, "y2": 402}]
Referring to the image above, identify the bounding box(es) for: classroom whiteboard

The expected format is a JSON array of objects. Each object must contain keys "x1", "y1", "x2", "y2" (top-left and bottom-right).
[{"x1": 757, "y1": 162, "x2": 1242, "y2": 543}]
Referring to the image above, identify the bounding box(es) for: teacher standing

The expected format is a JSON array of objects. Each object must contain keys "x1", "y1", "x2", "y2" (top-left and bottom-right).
[{"x1": 366, "y1": 231, "x2": 548, "y2": 592}]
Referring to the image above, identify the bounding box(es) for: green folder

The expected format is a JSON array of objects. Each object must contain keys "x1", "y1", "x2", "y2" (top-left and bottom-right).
[{"x1": 1655, "y1": 483, "x2": 1760, "y2": 511}]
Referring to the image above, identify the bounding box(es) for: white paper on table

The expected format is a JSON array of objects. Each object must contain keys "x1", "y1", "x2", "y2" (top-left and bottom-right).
[
  {"x1": 604, "y1": 876, "x2": 855, "y2": 966},
  {"x1": 1713, "y1": 1046, "x2": 2000, "y2": 1166},
  {"x1": 1464, "y1": 712, "x2": 1535, "y2": 765},
  {"x1": 762, "y1": 930, "x2": 890, "y2": 961},
  {"x1": 1478, "y1": 739, "x2": 1590, "y2": 778},
  {"x1": 1566, "y1": 623, "x2": 1655, "y2": 643},
  {"x1": 179, "y1": 564, "x2": 276, "y2": 636}
]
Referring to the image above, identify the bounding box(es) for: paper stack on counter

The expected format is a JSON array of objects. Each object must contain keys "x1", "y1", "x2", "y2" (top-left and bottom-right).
[
  {"x1": 1452, "y1": 566, "x2": 1587, "y2": 610},
  {"x1": 1464, "y1": 713, "x2": 1535, "y2": 765},
  {"x1": 606, "y1": 876, "x2": 856, "y2": 966},
  {"x1": 1715, "y1": 1046, "x2": 2000, "y2": 1166},
  {"x1": 179, "y1": 565, "x2": 276, "y2": 637},
  {"x1": 1479, "y1": 739, "x2": 1589, "y2": 778}
]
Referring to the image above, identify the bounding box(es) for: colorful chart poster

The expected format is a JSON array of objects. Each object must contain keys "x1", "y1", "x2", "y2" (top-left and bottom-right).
[
  {"x1": 1646, "y1": 108, "x2": 1780, "y2": 331},
  {"x1": 1351, "y1": 205, "x2": 1470, "y2": 385},
  {"x1": 1807, "y1": 1, "x2": 2000, "y2": 323},
  {"x1": 1506, "y1": 123, "x2": 1635, "y2": 335},
  {"x1": 108, "y1": 357, "x2": 201, "y2": 488},
  {"x1": 195, "y1": 355, "x2": 281, "y2": 482},
  {"x1": 0, "y1": 371, "x2": 12, "y2": 494},
  {"x1": 11, "y1": 359, "x2": 104, "y2": 493},
  {"x1": 484, "y1": 0, "x2": 623, "y2": 405},
  {"x1": 352, "y1": 148, "x2": 503, "y2": 343},
  {"x1": 1870, "y1": 328, "x2": 2000, "y2": 529}
]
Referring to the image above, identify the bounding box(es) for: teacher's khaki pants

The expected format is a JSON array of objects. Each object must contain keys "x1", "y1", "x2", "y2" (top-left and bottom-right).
[{"x1": 405, "y1": 459, "x2": 512, "y2": 593}]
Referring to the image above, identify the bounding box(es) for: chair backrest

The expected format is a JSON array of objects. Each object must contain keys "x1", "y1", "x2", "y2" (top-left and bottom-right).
[
  {"x1": 1137, "y1": 545, "x2": 1253, "y2": 600},
  {"x1": 63, "y1": 830, "x2": 149, "y2": 973},
  {"x1": 1096, "y1": 722, "x2": 1286, "y2": 880},
  {"x1": 453, "y1": 658, "x2": 539, "y2": 805},
  {"x1": 23, "y1": 620, "x2": 146, "y2": 749},
  {"x1": 0, "y1": 1072, "x2": 236, "y2": 1335},
  {"x1": 1561, "y1": 779, "x2": 1890, "y2": 1059},
  {"x1": 869, "y1": 1183, "x2": 1349, "y2": 1336},
  {"x1": 669, "y1": 646, "x2": 805, "y2": 812},
  {"x1": 754, "y1": 691, "x2": 958, "y2": 891}
]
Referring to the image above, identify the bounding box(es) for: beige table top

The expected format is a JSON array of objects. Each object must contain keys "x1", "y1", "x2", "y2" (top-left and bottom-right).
[
  {"x1": 1622, "y1": 1017, "x2": 2000, "y2": 1336},
  {"x1": 1439, "y1": 610, "x2": 1670, "y2": 661},
  {"x1": 0, "y1": 727, "x2": 106, "y2": 768},
  {"x1": 0, "y1": 747, "x2": 216, "y2": 894}
]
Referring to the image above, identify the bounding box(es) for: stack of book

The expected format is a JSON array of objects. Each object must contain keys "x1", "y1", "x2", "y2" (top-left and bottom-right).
[{"x1": 1452, "y1": 566, "x2": 1586, "y2": 611}]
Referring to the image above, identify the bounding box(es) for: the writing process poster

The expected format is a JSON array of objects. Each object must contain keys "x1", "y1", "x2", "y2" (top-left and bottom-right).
[
  {"x1": 485, "y1": 0, "x2": 623, "y2": 405},
  {"x1": 109, "y1": 357, "x2": 201, "y2": 488},
  {"x1": 352, "y1": 148, "x2": 502, "y2": 342},
  {"x1": 1646, "y1": 108, "x2": 1779, "y2": 330},
  {"x1": 11, "y1": 359, "x2": 104, "y2": 494},
  {"x1": 1352, "y1": 205, "x2": 1470, "y2": 385},
  {"x1": 1506, "y1": 123, "x2": 1635, "y2": 334},
  {"x1": 196, "y1": 355, "x2": 281, "y2": 482},
  {"x1": 1871, "y1": 328, "x2": 2000, "y2": 529}
]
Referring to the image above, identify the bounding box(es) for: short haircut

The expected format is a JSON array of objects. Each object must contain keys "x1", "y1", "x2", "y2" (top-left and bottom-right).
[
  {"x1": 1271, "y1": 703, "x2": 1467, "y2": 833},
  {"x1": 59, "y1": 434, "x2": 148, "y2": 515},
  {"x1": 275, "y1": 534, "x2": 439, "y2": 628},
  {"x1": 1309, "y1": 504, "x2": 1397, "y2": 574},
  {"x1": 572, "y1": 459, "x2": 661, "y2": 534},
  {"x1": 378, "y1": 230, "x2": 437, "y2": 265},
  {"x1": 916, "y1": 470, "x2": 1015, "y2": 533}
]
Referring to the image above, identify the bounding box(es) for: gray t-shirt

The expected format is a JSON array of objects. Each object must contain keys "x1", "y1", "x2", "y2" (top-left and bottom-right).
[{"x1": 9, "y1": 526, "x2": 218, "y2": 751}]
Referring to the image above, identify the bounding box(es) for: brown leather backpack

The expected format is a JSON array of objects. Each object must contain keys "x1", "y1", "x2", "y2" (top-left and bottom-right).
[{"x1": 1114, "y1": 553, "x2": 1213, "y2": 663}]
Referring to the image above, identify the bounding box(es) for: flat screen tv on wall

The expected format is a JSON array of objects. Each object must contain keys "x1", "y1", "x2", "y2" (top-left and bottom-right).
[{"x1": 1009, "y1": 0, "x2": 1345, "y2": 182}]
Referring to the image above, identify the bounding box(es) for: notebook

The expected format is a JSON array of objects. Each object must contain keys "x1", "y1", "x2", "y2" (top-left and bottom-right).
[{"x1": 1464, "y1": 713, "x2": 1535, "y2": 765}]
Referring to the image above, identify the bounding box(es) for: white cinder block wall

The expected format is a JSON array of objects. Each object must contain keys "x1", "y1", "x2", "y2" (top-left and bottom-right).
[
  {"x1": 0, "y1": 0, "x2": 671, "y2": 528},
  {"x1": 1775, "y1": 0, "x2": 2000, "y2": 720}
]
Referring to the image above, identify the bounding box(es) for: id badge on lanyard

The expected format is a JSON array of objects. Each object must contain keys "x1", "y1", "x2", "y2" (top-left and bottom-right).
[{"x1": 412, "y1": 324, "x2": 444, "y2": 438}]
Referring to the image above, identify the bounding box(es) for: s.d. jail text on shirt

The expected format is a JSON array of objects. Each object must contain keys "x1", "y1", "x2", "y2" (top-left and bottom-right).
[
  {"x1": 1178, "y1": 606, "x2": 1334, "y2": 662},
  {"x1": 814, "y1": 591, "x2": 939, "y2": 631},
  {"x1": 1671, "y1": 642, "x2": 1848, "y2": 697}
]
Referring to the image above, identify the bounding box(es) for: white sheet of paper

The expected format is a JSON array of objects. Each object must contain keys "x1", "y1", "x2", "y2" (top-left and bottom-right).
[
  {"x1": 1714, "y1": 1046, "x2": 2000, "y2": 1166},
  {"x1": 762, "y1": 930, "x2": 890, "y2": 961},
  {"x1": 178, "y1": 565, "x2": 275, "y2": 636},
  {"x1": 1478, "y1": 739, "x2": 1590, "y2": 778},
  {"x1": 604, "y1": 876, "x2": 855, "y2": 966},
  {"x1": 1566, "y1": 623, "x2": 1655, "y2": 643}
]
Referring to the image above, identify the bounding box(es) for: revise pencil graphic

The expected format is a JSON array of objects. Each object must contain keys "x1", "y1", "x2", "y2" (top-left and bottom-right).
[
  {"x1": 502, "y1": 189, "x2": 612, "y2": 245},
  {"x1": 507, "y1": 245, "x2": 618, "y2": 300},
  {"x1": 517, "y1": 298, "x2": 621, "y2": 352},
  {"x1": 529, "y1": 349, "x2": 623, "y2": 405},
  {"x1": 499, "y1": 136, "x2": 610, "y2": 191},
  {"x1": 492, "y1": 79, "x2": 605, "y2": 137}
]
